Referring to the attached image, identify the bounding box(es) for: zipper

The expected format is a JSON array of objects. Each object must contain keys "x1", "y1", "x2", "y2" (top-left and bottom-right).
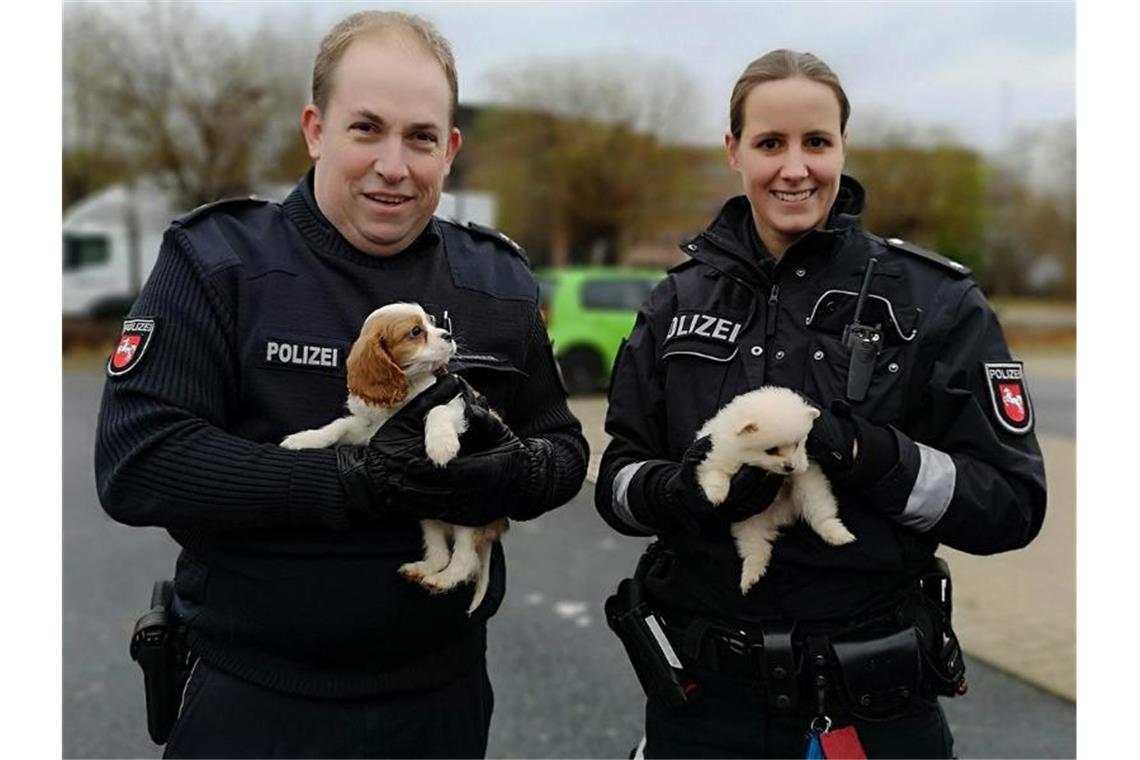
[{"x1": 766, "y1": 283, "x2": 779, "y2": 338}]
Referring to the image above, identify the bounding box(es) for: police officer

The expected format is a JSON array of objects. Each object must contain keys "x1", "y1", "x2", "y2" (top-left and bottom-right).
[
  {"x1": 95, "y1": 11, "x2": 587, "y2": 759},
  {"x1": 596, "y1": 49, "x2": 1046, "y2": 758}
]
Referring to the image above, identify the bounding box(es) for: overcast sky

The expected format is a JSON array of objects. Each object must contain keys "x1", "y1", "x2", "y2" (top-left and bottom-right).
[{"x1": 189, "y1": 0, "x2": 1074, "y2": 153}]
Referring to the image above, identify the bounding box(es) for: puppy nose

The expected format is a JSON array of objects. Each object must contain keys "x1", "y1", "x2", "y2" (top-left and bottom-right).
[
  {"x1": 440, "y1": 331, "x2": 452, "y2": 341},
  {"x1": 783, "y1": 463, "x2": 795, "y2": 473}
]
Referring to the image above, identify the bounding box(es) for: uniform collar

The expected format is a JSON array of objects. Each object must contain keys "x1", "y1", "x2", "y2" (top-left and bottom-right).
[
  {"x1": 683, "y1": 175, "x2": 866, "y2": 284},
  {"x1": 283, "y1": 168, "x2": 441, "y2": 265}
]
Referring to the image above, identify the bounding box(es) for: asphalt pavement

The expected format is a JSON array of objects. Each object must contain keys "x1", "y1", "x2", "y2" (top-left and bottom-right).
[{"x1": 63, "y1": 370, "x2": 1075, "y2": 759}]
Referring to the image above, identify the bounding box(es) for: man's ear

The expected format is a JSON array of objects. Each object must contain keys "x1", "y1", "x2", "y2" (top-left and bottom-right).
[
  {"x1": 301, "y1": 104, "x2": 324, "y2": 161},
  {"x1": 442, "y1": 127, "x2": 463, "y2": 177}
]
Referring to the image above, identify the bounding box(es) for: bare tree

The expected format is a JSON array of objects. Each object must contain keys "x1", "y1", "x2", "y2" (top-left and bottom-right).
[
  {"x1": 63, "y1": 2, "x2": 310, "y2": 209},
  {"x1": 468, "y1": 54, "x2": 705, "y2": 266}
]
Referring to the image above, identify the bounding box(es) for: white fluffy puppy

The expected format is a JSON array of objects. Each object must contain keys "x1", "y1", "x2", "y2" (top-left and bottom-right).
[
  {"x1": 696, "y1": 386, "x2": 855, "y2": 594},
  {"x1": 280, "y1": 302, "x2": 507, "y2": 615}
]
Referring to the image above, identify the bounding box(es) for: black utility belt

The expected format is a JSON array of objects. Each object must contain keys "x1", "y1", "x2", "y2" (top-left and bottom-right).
[
  {"x1": 605, "y1": 546, "x2": 967, "y2": 721},
  {"x1": 659, "y1": 615, "x2": 937, "y2": 722}
]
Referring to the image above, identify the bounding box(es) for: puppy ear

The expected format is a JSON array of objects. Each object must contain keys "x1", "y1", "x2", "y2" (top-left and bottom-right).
[
  {"x1": 807, "y1": 407, "x2": 821, "y2": 421},
  {"x1": 347, "y1": 333, "x2": 410, "y2": 407},
  {"x1": 735, "y1": 421, "x2": 759, "y2": 436}
]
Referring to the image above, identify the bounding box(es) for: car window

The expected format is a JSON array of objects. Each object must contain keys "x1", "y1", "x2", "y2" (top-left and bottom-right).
[
  {"x1": 63, "y1": 234, "x2": 111, "y2": 271},
  {"x1": 581, "y1": 278, "x2": 657, "y2": 311}
]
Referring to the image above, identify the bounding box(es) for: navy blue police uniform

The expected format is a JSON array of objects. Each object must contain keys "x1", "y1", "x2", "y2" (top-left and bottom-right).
[
  {"x1": 596, "y1": 176, "x2": 1046, "y2": 758},
  {"x1": 95, "y1": 169, "x2": 588, "y2": 758}
]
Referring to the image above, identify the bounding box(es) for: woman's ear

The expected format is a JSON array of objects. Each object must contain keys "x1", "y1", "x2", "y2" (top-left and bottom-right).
[{"x1": 347, "y1": 330, "x2": 410, "y2": 407}]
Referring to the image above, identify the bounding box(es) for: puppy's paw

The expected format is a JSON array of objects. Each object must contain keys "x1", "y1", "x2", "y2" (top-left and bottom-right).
[
  {"x1": 817, "y1": 519, "x2": 856, "y2": 546},
  {"x1": 739, "y1": 556, "x2": 770, "y2": 594},
  {"x1": 280, "y1": 430, "x2": 329, "y2": 450},
  {"x1": 698, "y1": 471, "x2": 731, "y2": 506},
  {"x1": 424, "y1": 428, "x2": 461, "y2": 467},
  {"x1": 398, "y1": 561, "x2": 432, "y2": 583},
  {"x1": 420, "y1": 571, "x2": 467, "y2": 595}
]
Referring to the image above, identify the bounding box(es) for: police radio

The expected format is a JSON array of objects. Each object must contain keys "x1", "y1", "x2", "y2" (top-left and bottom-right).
[{"x1": 841, "y1": 258, "x2": 883, "y2": 402}]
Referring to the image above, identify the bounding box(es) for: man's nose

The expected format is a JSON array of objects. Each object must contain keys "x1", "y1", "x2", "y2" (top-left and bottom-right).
[{"x1": 372, "y1": 139, "x2": 410, "y2": 183}]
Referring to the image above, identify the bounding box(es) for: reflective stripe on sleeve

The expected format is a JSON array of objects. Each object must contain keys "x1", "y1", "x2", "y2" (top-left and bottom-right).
[
  {"x1": 613, "y1": 461, "x2": 656, "y2": 534},
  {"x1": 898, "y1": 443, "x2": 956, "y2": 532}
]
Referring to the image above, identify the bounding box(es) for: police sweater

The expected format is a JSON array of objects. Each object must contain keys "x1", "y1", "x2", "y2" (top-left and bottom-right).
[{"x1": 94, "y1": 171, "x2": 588, "y2": 697}]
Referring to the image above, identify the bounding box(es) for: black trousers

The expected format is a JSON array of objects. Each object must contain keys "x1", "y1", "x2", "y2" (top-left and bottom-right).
[
  {"x1": 163, "y1": 658, "x2": 494, "y2": 759},
  {"x1": 641, "y1": 670, "x2": 955, "y2": 759}
]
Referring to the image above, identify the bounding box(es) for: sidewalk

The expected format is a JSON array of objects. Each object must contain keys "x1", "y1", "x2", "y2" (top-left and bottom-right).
[{"x1": 569, "y1": 349, "x2": 1075, "y2": 702}]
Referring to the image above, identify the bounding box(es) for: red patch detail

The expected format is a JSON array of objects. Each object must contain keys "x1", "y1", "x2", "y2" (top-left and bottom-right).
[
  {"x1": 999, "y1": 382, "x2": 1026, "y2": 422},
  {"x1": 111, "y1": 335, "x2": 141, "y2": 370}
]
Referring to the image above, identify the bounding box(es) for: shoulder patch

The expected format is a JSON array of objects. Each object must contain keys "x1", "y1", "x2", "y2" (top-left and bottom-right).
[
  {"x1": 982, "y1": 361, "x2": 1033, "y2": 435},
  {"x1": 107, "y1": 317, "x2": 157, "y2": 377},
  {"x1": 464, "y1": 221, "x2": 530, "y2": 266},
  {"x1": 872, "y1": 234, "x2": 972, "y2": 277},
  {"x1": 174, "y1": 196, "x2": 270, "y2": 227}
]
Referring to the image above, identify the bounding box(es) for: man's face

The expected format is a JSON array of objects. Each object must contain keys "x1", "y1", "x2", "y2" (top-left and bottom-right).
[
  {"x1": 726, "y1": 76, "x2": 846, "y2": 257},
  {"x1": 302, "y1": 35, "x2": 461, "y2": 257}
]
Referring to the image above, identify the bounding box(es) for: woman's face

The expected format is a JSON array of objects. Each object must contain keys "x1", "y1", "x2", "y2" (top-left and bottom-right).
[{"x1": 726, "y1": 76, "x2": 846, "y2": 257}]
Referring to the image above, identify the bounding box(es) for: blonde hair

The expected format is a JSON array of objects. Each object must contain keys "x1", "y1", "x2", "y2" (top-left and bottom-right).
[
  {"x1": 729, "y1": 49, "x2": 850, "y2": 140},
  {"x1": 312, "y1": 11, "x2": 458, "y2": 125}
]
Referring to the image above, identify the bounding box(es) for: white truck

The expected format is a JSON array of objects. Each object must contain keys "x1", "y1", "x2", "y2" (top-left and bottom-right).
[{"x1": 62, "y1": 178, "x2": 497, "y2": 317}]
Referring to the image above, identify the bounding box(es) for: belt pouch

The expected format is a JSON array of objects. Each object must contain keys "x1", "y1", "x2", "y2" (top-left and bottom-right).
[
  {"x1": 761, "y1": 623, "x2": 798, "y2": 712},
  {"x1": 830, "y1": 627, "x2": 922, "y2": 720}
]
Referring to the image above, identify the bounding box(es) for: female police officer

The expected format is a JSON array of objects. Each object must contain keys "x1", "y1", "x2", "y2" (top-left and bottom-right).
[{"x1": 596, "y1": 49, "x2": 1046, "y2": 758}]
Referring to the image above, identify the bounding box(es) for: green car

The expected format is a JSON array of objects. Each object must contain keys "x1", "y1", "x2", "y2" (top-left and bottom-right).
[{"x1": 536, "y1": 266, "x2": 665, "y2": 396}]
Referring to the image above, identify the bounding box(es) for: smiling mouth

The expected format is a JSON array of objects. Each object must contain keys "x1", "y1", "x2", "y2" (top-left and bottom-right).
[
  {"x1": 362, "y1": 192, "x2": 412, "y2": 207},
  {"x1": 771, "y1": 189, "x2": 816, "y2": 203}
]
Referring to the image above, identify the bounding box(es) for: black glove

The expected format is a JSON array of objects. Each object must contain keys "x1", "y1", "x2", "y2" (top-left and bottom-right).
[
  {"x1": 806, "y1": 400, "x2": 899, "y2": 489},
  {"x1": 395, "y1": 394, "x2": 555, "y2": 526},
  {"x1": 631, "y1": 436, "x2": 785, "y2": 535},
  {"x1": 336, "y1": 373, "x2": 467, "y2": 520}
]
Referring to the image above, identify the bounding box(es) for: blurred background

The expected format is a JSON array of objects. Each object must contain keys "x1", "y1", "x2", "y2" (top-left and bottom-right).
[{"x1": 62, "y1": 1, "x2": 1076, "y2": 757}]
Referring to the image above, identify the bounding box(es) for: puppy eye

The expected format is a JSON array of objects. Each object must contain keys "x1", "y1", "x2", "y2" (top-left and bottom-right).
[
  {"x1": 765, "y1": 446, "x2": 779, "y2": 455},
  {"x1": 410, "y1": 326, "x2": 423, "y2": 338}
]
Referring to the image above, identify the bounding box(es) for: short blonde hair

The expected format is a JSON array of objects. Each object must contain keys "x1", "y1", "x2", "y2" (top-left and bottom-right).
[
  {"x1": 311, "y1": 11, "x2": 458, "y2": 125},
  {"x1": 729, "y1": 49, "x2": 850, "y2": 140}
]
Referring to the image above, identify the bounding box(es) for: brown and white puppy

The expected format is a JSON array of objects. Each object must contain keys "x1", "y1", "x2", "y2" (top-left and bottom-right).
[{"x1": 280, "y1": 302, "x2": 508, "y2": 615}]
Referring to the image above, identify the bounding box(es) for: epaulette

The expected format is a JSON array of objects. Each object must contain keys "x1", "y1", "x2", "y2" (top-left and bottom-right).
[
  {"x1": 174, "y1": 196, "x2": 270, "y2": 227},
  {"x1": 463, "y1": 221, "x2": 530, "y2": 266},
  {"x1": 870, "y1": 233, "x2": 972, "y2": 277}
]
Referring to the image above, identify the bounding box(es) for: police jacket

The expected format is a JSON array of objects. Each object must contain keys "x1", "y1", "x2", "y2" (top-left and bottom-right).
[
  {"x1": 95, "y1": 169, "x2": 588, "y2": 697},
  {"x1": 596, "y1": 176, "x2": 1046, "y2": 624}
]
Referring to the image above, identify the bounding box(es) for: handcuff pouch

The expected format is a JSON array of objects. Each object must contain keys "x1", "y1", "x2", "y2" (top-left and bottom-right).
[{"x1": 830, "y1": 627, "x2": 923, "y2": 721}]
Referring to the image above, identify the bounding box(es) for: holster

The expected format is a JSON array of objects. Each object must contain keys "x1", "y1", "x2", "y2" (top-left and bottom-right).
[
  {"x1": 604, "y1": 543, "x2": 702, "y2": 711},
  {"x1": 914, "y1": 557, "x2": 969, "y2": 697},
  {"x1": 129, "y1": 579, "x2": 192, "y2": 745}
]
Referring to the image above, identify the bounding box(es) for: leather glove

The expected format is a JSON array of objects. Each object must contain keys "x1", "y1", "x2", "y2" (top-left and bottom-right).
[
  {"x1": 631, "y1": 436, "x2": 785, "y2": 535},
  {"x1": 335, "y1": 374, "x2": 466, "y2": 520},
  {"x1": 395, "y1": 387, "x2": 556, "y2": 527},
  {"x1": 806, "y1": 400, "x2": 899, "y2": 489}
]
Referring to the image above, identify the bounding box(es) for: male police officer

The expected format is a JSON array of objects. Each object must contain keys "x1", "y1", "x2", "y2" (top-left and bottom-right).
[{"x1": 95, "y1": 11, "x2": 587, "y2": 758}]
